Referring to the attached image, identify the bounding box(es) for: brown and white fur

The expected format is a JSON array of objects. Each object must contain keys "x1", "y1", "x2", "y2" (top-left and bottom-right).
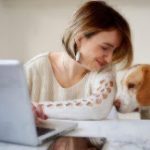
[{"x1": 114, "y1": 64, "x2": 150, "y2": 113}]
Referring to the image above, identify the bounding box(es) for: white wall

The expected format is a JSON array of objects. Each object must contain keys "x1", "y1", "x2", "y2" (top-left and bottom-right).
[{"x1": 0, "y1": 0, "x2": 150, "y2": 64}]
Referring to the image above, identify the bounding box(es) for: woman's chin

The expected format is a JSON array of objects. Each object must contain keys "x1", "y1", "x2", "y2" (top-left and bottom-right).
[
  {"x1": 91, "y1": 67, "x2": 103, "y2": 72},
  {"x1": 95, "y1": 65, "x2": 105, "y2": 71},
  {"x1": 82, "y1": 65, "x2": 105, "y2": 72}
]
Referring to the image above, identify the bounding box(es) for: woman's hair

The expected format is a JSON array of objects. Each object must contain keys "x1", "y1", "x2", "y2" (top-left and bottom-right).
[{"x1": 62, "y1": 1, "x2": 133, "y2": 69}]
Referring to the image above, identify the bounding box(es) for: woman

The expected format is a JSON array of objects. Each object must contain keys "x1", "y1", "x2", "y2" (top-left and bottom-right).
[{"x1": 25, "y1": 1, "x2": 133, "y2": 149}]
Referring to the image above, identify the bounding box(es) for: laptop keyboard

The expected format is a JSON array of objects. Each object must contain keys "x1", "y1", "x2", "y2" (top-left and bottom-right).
[{"x1": 36, "y1": 127, "x2": 55, "y2": 136}]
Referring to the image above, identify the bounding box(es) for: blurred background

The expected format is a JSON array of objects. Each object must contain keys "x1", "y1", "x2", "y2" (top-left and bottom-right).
[{"x1": 0, "y1": 0, "x2": 150, "y2": 64}]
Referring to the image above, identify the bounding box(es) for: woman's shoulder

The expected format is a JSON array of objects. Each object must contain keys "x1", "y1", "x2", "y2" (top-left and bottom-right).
[
  {"x1": 25, "y1": 50, "x2": 62, "y2": 67},
  {"x1": 24, "y1": 52, "x2": 50, "y2": 67},
  {"x1": 24, "y1": 50, "x2": 62, "y2": 75}
]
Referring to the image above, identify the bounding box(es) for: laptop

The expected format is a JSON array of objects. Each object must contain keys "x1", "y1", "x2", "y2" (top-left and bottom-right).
[{"x1": 0, "y1": 60, "x2": 77, "y2": 146}]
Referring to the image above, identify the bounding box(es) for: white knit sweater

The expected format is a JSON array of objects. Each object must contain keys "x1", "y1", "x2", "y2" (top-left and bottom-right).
[{"x1": 24, "y1": 52, "x2": 117, "y2": 120}]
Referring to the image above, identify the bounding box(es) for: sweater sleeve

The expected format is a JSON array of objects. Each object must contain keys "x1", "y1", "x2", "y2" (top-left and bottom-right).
[
  {"x1": 36, "y1": 71, "x2": 117, "y2": 120},
  {"x1": 24, "y1": 63, "x2": 41, "y2": 102}
]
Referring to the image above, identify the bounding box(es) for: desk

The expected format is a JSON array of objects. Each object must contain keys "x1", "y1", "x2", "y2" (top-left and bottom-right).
[
  {"x1": 1, "y1": 119, "x2": 150, "y2": 150},
  {"x1": 0, "y1": 142, "x2": 51, "y2": 150},
  {"x1": 67, "y1": 119, "x2": 150, "y2": 150}
]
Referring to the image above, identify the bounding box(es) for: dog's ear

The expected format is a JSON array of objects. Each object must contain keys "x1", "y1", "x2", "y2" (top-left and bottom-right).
[
  {"x1": 137, "y1": 65, "x2": 150, "y2": 106},
  {"x1": 124, "y1": 65, "x2": 144, "y2": 90}
]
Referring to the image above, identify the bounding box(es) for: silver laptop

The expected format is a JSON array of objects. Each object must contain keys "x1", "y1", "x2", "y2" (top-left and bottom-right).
[{"x1": 0, "y1": 60, "x2": 77, "y2": 146}]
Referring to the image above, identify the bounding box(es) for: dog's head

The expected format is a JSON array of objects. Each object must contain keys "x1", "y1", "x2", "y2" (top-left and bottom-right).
[{"x1": 114, "y1": 64, "x2": 150, "y2": 113}]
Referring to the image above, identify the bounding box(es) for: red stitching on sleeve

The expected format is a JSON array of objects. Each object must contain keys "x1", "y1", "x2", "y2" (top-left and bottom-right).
[
  {"x1": 101, "y1": 89, "x2": 105, "y2": 92},
  {"x1": 82, "y1": 99, "x2": 87, "y2": 102},
  {"x1": 106, "y1": 87, "x2": 111, "y2": 93},
  {"x1": 110, "y1": 81, "x2": 113, "y2": 87},
  {"x1": 105, "y1": 83, "x2": 109, "y2": 87},
  {"x1": 66, "y1": 103, "x2": 73, "y2": 106},
  {"x1": 56, "y1": 103, "x2": 63, "y2": 107},
  {"x1": 100, "y1": 80, "x2": 105, "y2": 84},
  {"x1": 102, "y1": 93, "x2": 108, "y2": 99},
  {"x1": 86, "y1": 101, "x2": 93, "y2": 106},
  {"x1": 76, "y1": 102, "x2": 82, "y2": 106},
  {"x1": 96, "y1": 99, "x2": 102, "y2": 104},
  {"x1": 47, "y1": 104, "x2": 53, "y2": 107}
]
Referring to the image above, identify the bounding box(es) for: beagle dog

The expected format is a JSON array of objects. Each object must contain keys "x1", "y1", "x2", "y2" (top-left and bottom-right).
[{"x1": 114, "y1": 64, "x2": 150, "y2": 113}]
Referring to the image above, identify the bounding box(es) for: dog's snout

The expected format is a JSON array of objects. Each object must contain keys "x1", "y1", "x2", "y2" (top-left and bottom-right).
[
  {"x1": 134, "y1": 107, "x2": 139, "y2": 112},
  {"x1": 114, "y1": 99, "x2": 121, "y2": 111}
]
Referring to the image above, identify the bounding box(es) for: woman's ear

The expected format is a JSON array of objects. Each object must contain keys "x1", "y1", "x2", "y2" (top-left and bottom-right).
[
  {"x1": 137, "y1": 65, "x2": 150, "y2": 106},
  {"x1": 74, "y1": 34, "x2": 85, "y2": 50}
]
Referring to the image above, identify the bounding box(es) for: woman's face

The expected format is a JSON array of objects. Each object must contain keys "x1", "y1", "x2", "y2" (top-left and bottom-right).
[{"x1": 77, "y1": 30, "x2": 121, "y2": 71}]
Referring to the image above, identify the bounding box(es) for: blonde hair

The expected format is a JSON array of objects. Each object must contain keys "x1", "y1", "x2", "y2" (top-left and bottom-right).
[{"x1": 62, "y1": 1, "x2": 133, "y2": 69}]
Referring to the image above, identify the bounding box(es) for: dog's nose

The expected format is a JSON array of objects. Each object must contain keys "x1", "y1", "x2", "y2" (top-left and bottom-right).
[
  {"x1": 114, "y1": 99, "x2": 121, "y2": 111},
  {"x1": 134, "y1": 107, "x2": 139, "y2": 112}
]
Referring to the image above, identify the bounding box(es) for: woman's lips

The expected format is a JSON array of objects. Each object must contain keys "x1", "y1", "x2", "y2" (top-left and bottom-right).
[{"x1": 96, "y1": 59, "x2": 106, "y2": 67}]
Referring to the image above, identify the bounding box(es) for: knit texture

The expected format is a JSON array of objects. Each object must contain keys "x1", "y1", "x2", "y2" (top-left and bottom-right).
[{"x1": 24, "y1": 52, "x2": 117, "y2": 120}]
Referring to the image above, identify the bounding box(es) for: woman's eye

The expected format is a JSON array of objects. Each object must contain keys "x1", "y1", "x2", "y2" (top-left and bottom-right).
[{"x1": 102, "y1": 47, "x2": 109, "y2": 51}]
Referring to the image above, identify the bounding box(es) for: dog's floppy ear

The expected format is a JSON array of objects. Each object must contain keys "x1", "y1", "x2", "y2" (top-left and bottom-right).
[
  {"x1": 137, "y1": 65, "x2": 150, "y2": 106},
  {"x1": 124, "y1": 65, "x2": 144, "y2": 90}
]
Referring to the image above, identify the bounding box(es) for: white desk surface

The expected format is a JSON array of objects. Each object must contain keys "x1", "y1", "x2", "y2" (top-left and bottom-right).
[
  {"x1": 0, "y1": 142, "x2": 51, "y2": 150},
  {"x1": 0, "y1": 119, "x2": 150, "y2": 150}
]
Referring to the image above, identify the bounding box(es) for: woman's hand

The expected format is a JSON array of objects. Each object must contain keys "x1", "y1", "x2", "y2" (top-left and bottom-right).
[{"x1": 32, "y1": 103, "x2": 48, "y2": 124}]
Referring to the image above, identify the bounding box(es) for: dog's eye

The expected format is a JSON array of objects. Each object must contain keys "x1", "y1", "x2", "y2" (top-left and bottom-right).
[{"x1": 128, "y1": 83, "x2": 135, "y2": 89}]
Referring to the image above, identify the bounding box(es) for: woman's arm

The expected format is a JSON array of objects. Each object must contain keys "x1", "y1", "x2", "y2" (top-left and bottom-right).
[{"x1": 37, "y1": 73, "x2": 117, "y2": 120}]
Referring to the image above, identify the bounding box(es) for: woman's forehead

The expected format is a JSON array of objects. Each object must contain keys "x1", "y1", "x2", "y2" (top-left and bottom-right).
[{"x1": 94, "y1": 30, "x2": 121, "y2": 47}]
